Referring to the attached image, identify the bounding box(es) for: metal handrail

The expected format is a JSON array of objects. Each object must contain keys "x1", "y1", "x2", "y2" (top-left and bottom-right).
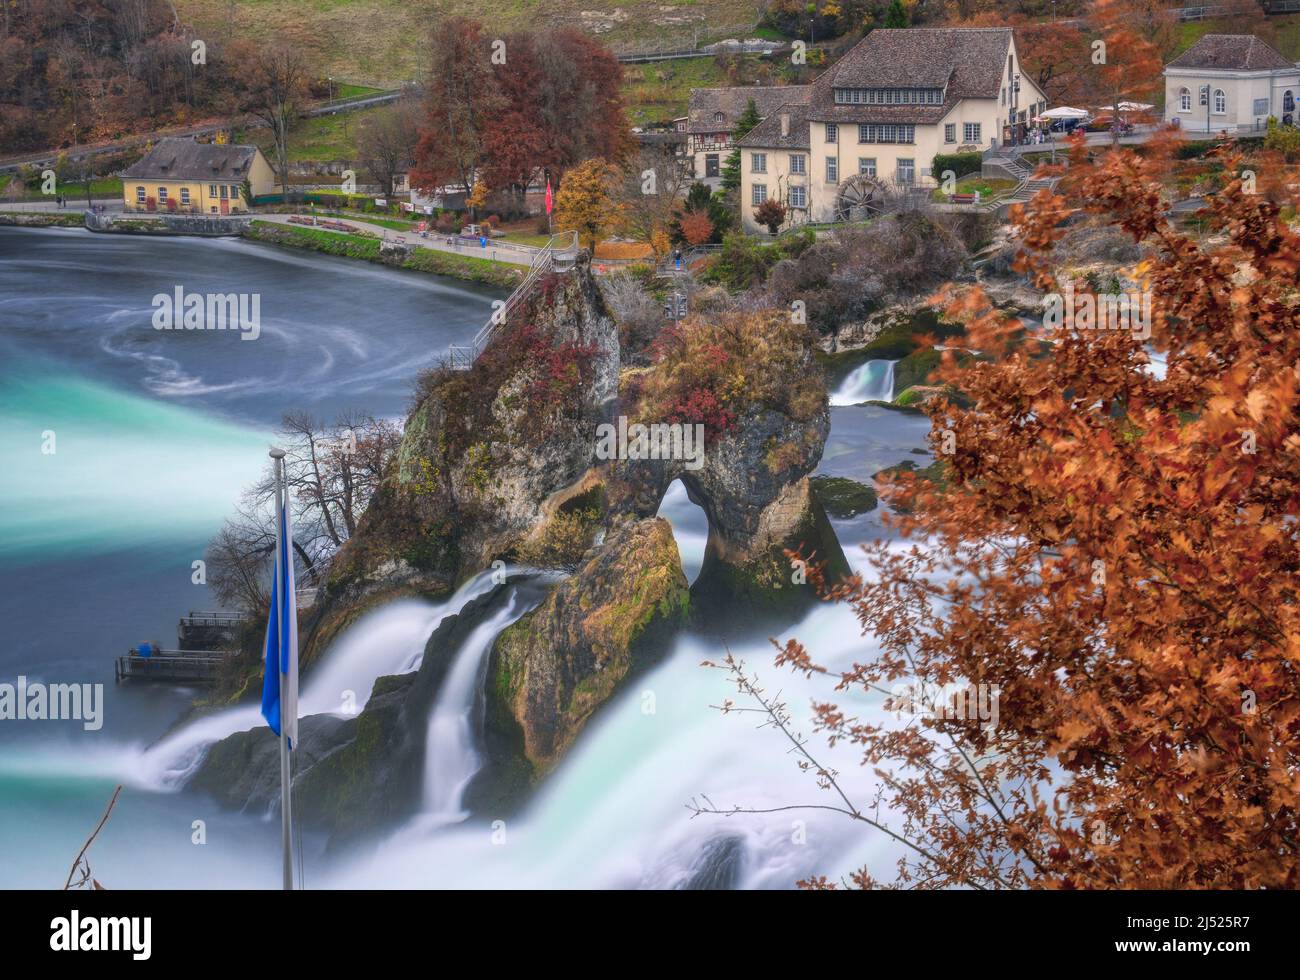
[{"x1": 448, "y1": 231, "x2": 579, "y2": 369}]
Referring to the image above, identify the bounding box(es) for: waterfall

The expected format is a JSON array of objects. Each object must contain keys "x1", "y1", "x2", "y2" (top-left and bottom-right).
[
  {"x1": 133, "y1": 569, "x2": 504, "y2": 789},
  {"x1": 830, "y1": 359, "x2": 896, "y2": 406},
  {"x1": 328, "y1": 545, "x2": 918, "y2": 889},
  {"x1": 421, "y1": 593, "x2": 531, "y2": 824}
]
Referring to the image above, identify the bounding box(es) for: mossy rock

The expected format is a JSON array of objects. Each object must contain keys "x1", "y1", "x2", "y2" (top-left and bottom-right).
[
  {"x1": 873, "y1": 457, "x2": 951, "y2": 510},
  {"x1": 481, "y1": 517, "x2": 689, "y2": 779},
  {"x1": 894, "y1": 386, "x2": 927, "y2": 407},
  {"x1": 893, "y1": 347, "x2": 942, "y2": 394},
  {"x1": 810, "y1": 475, "x2": 878, "y2": 518},
  {"x1": 858, "y1": 398, "x2": 925, "y2": 414},
  {"x1": 819, "y1": 310, "x2": 964, "y2": 387}
]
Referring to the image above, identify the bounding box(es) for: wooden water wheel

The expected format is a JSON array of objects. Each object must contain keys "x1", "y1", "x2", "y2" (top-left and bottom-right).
[{"x1": 834, "y1": 174, "x2": 883, "y2": 222}]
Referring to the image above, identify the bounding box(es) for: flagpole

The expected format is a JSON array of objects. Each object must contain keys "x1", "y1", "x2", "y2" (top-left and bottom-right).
[{"x1": 269, "y1": 446, "x2": 294, "y2": 891}]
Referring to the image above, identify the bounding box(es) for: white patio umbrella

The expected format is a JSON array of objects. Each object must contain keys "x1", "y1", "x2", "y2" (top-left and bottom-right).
[{"x1": 1040, "y1": 106, "x2": 1090, "y2": 119}]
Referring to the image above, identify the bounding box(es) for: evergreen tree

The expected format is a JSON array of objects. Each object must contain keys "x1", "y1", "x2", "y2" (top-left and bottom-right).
[
  {"x1": 883, "y1": 0, "x2": 909, "y2": 28},
  {"x1": 721, "y1": 98, "x2": 763, "y2": 192}
]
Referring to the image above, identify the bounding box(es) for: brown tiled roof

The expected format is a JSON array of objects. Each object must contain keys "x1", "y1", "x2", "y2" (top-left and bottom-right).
[
  {"x1": 687, "y1": 85, "x2": 810, "y2": 134},
  {"x1": 809, "y1": 27, "x2": 1014, "y2": 125},
  {"x1": 120, "y1": 137, "x2": 262, "y2": 181},
  {"x1": 736, "y1": 103, "x2": 812, "y2": 149},
  {"x1": 1166, "y1": 34, "x2": 1295, "y2": 72}
]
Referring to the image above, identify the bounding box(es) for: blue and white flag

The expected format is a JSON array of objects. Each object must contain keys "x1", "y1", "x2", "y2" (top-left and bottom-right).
[{"x1": 260, "y1": 488, "x2": 299, "y2": 748}]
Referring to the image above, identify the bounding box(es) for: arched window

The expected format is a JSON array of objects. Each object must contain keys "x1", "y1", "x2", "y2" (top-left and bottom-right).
[
  {"x1": 713, "y1": 111, "x2": 724, "y2": 124},
  {"x1": 1213, "y1": 89, "x2": 1226, "y2": 114},
  {"x1": 1284, "y1": 91, "x2": 1295, "y2": 113},
  {"x1": 135, "y1": 186, "x2": 146, "y2": 203},
  {"x1": 1179, "y1": 88, "x2": 1191, "y2": 112}
]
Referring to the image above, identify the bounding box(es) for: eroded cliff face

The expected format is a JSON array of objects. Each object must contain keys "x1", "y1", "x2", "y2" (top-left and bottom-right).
[{"x1": 299, "y1": 260, "x2": 621, "y2": 667}]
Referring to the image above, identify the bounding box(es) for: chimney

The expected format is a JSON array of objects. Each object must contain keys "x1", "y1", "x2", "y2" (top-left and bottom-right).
[{"x1": 780, "y1": 112, "x2": 790, "y2": 137}]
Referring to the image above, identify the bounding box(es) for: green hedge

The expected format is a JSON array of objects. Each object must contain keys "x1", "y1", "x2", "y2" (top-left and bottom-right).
[
  {"x1": 930, "y1": 152, "x2": 983, "y2": 183},
  {"x1": 251, "y1": 192, "x2": 371, "y2": 207}
]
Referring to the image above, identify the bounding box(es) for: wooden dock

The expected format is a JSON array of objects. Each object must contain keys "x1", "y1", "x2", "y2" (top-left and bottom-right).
[
  {"x1": 116, "y1": 608, "x2": 247, "y2": 685},
  {"x1": 115, "y1": 648, "x2": 232, "y2": 684},
  {"x1": 177, "y1": 609, "x2": 247, "y2": 650}
]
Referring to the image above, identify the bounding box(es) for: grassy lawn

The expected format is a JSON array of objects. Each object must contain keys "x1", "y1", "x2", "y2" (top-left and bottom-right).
[
  {"x1": 176, "y1": 0, "x2": 763, "y2": 84},
  {"x1": 1175, "y1": 13, "x2": 1300, "y2": 60},
  {"x1": 314, "y1": 209, "x2": 417, "y2": 230},
  {"x1": 246, "y1": 219, "x2": 521, "y2": 285},
  {"x1": 623, "y1": 53, "x2": 800, "y2": 126},
  {"x1": 241, "y1": 105, "x2": 392, "y2": 163},
  {"x1": 499, "y1": 231, "x2": 553, "y2": 247},
  {"x1": 930, "y1": 175, "x2": 1017, "y2": 203},
  {"x1": 335, "y1": 83, "x2": 384, "y2": 99},
  {"x1": 0, "y1": 174, "x2": 122, "y2": 201}
]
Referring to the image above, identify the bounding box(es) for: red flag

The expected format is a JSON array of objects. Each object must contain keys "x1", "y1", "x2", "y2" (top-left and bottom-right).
[{"x1": 545, "y1": 180, "x2": 553, "y2": 215}]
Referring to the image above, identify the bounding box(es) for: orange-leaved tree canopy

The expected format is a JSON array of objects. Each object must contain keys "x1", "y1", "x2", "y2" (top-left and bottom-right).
[{"x1": 764, "y1": 134, "x2": 1300, "y2": 889}]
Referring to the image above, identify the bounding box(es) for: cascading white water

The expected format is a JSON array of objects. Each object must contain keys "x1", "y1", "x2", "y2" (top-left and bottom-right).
[
  {"x1": 131, "y1": 569, "x2": 504, "y2": 789},
  {"x1": 421, "y1": 594, "x2": 530, "y2": 823},
  {"x1": 830, "y1": 359, "x2": 896, "y2": 406},
  {"x1": 327, "y1": 544, "x2": 916, "y2": 889}
]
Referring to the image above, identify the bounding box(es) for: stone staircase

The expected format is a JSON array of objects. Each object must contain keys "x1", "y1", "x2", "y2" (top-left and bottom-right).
[
  {"x1": 976, "y1": 148, "x2": 1059, "y2": 212},
  {"x1": 1004, "y1": 176, "x2": 1056, "y2": 205}
]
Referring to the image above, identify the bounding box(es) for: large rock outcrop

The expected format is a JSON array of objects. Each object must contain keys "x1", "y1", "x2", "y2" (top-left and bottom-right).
[
  {"x1": 189, "y1": 260, "x2": 849, "y2": 839},
  {"x1": 477, "y1": 517, "x2": 689, "y2": 787},
  {"x1": 298, "y1": 259, "x2": 620, "y2": 666}
]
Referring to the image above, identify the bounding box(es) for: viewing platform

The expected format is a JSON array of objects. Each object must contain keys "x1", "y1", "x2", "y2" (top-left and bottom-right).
[
  {"x1": 115, "y1": 647, "x2": 232, "y2": 684},
  {"x1": 116, "y1": 608, "x2": 249, "y2": 685}
]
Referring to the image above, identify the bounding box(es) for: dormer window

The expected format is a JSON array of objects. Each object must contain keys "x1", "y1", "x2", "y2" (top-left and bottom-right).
[
  {"x1": 713, "y1": 111, "x2": 724, "y2": 123},
  {"x1": 834, "y1": 88, "x2": 943, "y2": 106}
]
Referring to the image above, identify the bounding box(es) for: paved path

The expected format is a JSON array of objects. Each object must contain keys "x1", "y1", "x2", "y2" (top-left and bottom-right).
[
  {"x1": 254, "y1": 213, "x2": 540, "y2": 266},
  {"x1": 0, "y1": 198, "x2": 122, "y2": 212}
]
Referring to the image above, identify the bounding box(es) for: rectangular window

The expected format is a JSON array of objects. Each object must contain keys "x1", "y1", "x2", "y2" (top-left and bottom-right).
[
  {"x1": 752, "y1": 183, "x2": 766, "y2": 205},
  {"x1": 209, "y1": 184, "x2": 216, "y2": 197},
  {"x1": 963, "y1": 122, "x2": 981, "y2": 144},
  {"x1": 897, "y1": 159, "x2": 915, "y2": 185},
  {"x1": 158, "y1": 186, "x2": 167, "y2": 201},
  {"x1": 229, "y1": 185, "x2": 239, "y2": 199},
  {"x1": 826, "y1": 123, "x2": 838, "y2": 143},
  {"x1": 751, "y1": 153, "x2": 767, "y2": 173},
  {"x1": 218, "y1": 185, "x2": 227, "y2": 199},
  {"x1": 945, "y1": 123, "x2": 956, "y2": 143},
  {"x1": 789, "y1": 185, "x2": 806, "y2": 208},
  {"x1": 858, "y1": 124, "x2": 870, "y2": 143},
  {"x1": 135, "y1": 186, "x2": 146, "y2": 203},
  {"x1": 826, "y1": 157, "x2": 838, "y2": 183},
  {"x1": 790, "y1": 154, "x2": 806, "y2": 175},
  {"x1": 180, "y1": 187, "x2": 190, "y2": 205},
  {"x1": 859, "y1": 158, "x2": 876, "y2": 178}
]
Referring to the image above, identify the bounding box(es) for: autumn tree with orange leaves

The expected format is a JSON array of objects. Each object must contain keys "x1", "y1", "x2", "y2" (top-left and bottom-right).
[
  {"x1": 704, "y1": 131, "x2": 1300, "y2": 889},
  {"x1": 1091, "y1": 0, "x2": 1163, "y2": 144}
]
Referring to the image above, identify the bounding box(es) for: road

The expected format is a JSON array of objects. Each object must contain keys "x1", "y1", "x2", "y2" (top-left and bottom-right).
[{"x1": 0, "y1": 90, "x2": 402, "y2": 174}]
